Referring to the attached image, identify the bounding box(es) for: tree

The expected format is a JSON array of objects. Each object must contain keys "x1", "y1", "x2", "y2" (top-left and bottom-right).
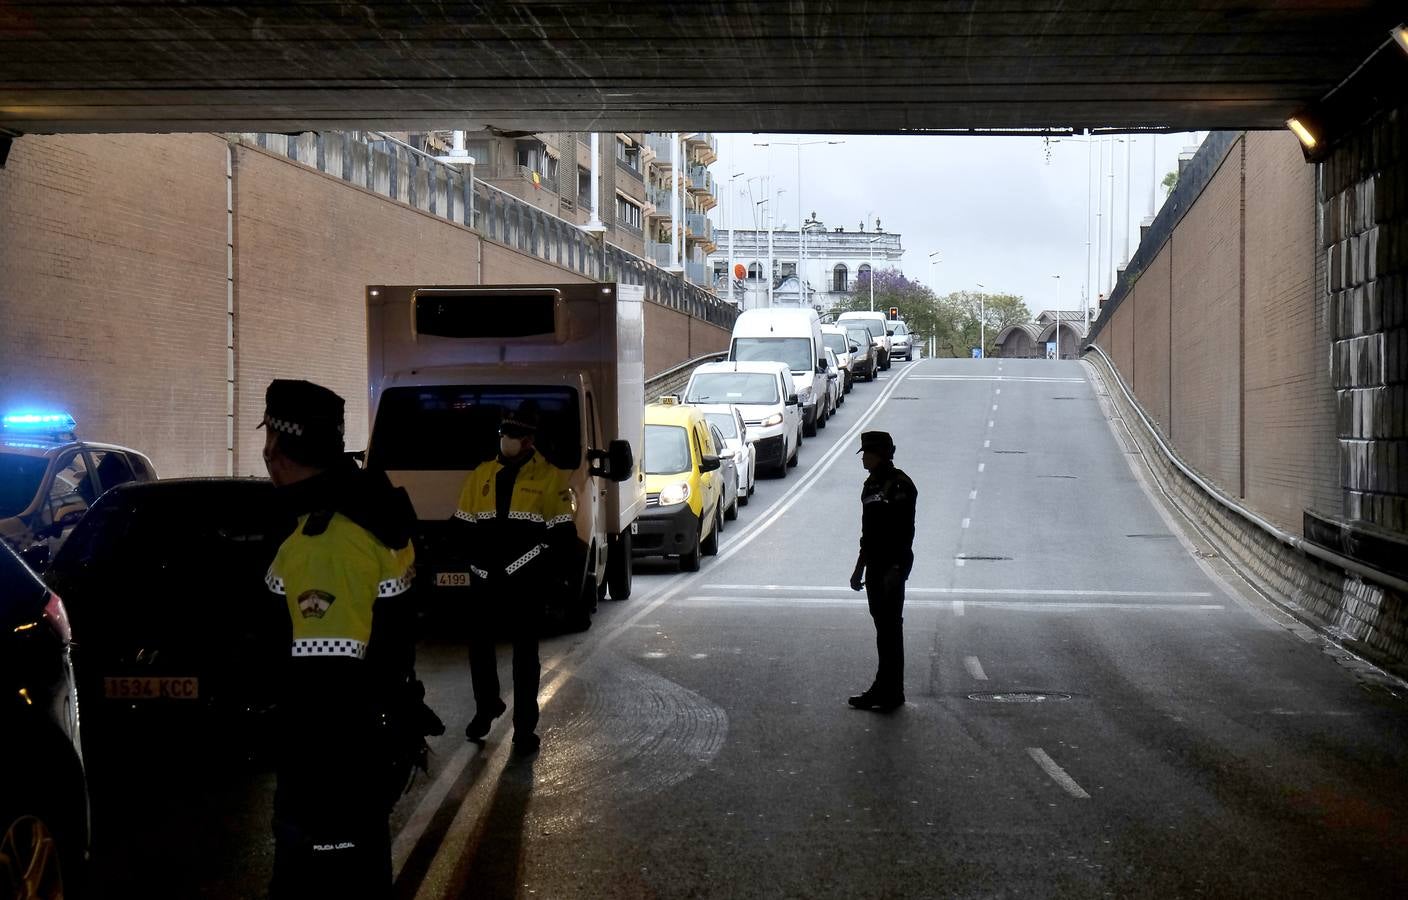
[
  {"x1": 1161, "y1": 169, "x2": 1178, "y2": 198},
  {"x1": 834, "y1": 268, "x2": 956, "y2": 355},
  {"x1": 936, "y1": 291, "x2": 1032, "y2": 358}
]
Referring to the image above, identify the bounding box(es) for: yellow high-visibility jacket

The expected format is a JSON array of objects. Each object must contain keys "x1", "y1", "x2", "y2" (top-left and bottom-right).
[{"x1": 453, "y1": 451, "x2": 577, "y2": 582}]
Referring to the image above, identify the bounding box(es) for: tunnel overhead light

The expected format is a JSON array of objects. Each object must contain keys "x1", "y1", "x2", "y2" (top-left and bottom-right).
[
  {"x1": 1393, "y1": 25, "x2": 1408, "y2": 56},
  {"x1": 1286, "y1": 117, "x2": 1318, "y2": 150}
]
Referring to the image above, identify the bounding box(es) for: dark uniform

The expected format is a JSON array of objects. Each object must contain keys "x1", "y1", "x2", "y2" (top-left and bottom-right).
[
  {"x1": 453, "y1": 406, "x2": 577, "y2": 751},
  {"x1": 849, "y1": 430, "x2": 918, "y2": 711},
  {"x1": 260, "y1": 380, "x2": 439, "y2": 899}
]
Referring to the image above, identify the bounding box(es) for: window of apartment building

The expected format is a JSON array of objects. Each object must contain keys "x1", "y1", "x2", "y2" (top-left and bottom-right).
[
  {"x1": 616, "y1": 138, "x2": 641, "y2": 173},
  {"x1": 833, "y1": 264, "x2": 849, "y2": 292},
  {"x1": 515, "y1": 142, "x2": 557, "y2": 181},
  {"x1": 578, "y1": 167, "x2": 591, "y2": 204},
  {"x1": 781, "y1": 263, "x2": 796, "y2": 277},
  {"x1": 748, "y1": 262, "x2": 763, "y2": 281},
  {"x1": 616, "y1": 195, "x2": 642, "y2": 230}
]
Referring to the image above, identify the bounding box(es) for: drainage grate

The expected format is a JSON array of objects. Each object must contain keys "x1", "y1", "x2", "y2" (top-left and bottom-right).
[
  {"x1": 968, "y1": 691, "x2": 1072, "y2": 703},
  {"x1": 1126, "y1": 533, "x2": 1175, "y2": 539},
  {"x1": 955, "y1": 554, "x2": 1011, "y2": 561},
  {"x1": 891, "y1": 396, "x2": 921, "y2": 400},
  {"x1": 1039, "y1": 475, "x2": 1078, "y2": 479},
  {"x1": 1051, "y1": 396, "x2": 1079, "y2": 400}
]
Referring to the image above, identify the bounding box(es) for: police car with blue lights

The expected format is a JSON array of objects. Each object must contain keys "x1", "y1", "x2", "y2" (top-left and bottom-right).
[{"x1": 0, "y1": 411, "x2": 157, "y2": 564}]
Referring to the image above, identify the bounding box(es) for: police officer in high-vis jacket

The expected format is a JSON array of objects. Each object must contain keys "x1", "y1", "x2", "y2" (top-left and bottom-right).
[
  {"x1": 453, "y1": 401, "x2": 577, "y2": 754},
  {"x1": 261, "y1": 379, "x2": 432, "y2": 899},
  {"x1": 848, "y1": 430, "x2": 918, "y2": 711}
]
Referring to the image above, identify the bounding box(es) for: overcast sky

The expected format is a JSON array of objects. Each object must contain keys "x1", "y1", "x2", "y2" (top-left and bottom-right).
[{"x1": 708, "y1": 131, "x2": 1204, "y2": 313}]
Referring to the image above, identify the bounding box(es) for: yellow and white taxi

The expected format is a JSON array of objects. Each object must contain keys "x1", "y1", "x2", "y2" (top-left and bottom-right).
[{"x1": 634, "y1": 398, "x2": 725, "y2": 571}]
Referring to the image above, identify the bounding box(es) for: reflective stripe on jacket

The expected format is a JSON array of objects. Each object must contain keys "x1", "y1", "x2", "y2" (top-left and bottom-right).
[
  {"x1": 454, "y1": 451, "x2": 577, "y2": 580},
  {"x1": 267, "y1": 511, "x2": 416, "y2": 658}
]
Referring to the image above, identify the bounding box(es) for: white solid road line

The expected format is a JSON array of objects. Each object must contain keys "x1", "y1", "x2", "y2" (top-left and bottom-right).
[
  {"x1": 911, "y1": 375, "x2": 1085, "y2": 383},
  {"x1": 711, "y1": 584, "x2": 1214, "y2": 597},
  {"x1": 1027, "y1": 748, "x2": 1091, "y2": 799},
  {"x1": 964, "y1": 656, "x2": 989, "y2": 680},
  {"x1": 682, "y1": 596, "x2": 1226, "y2": 612}
]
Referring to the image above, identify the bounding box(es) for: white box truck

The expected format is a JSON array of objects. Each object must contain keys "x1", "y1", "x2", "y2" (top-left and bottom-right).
[{"x1": 365, "y1": 282, "x2": 645, "y2": 629}]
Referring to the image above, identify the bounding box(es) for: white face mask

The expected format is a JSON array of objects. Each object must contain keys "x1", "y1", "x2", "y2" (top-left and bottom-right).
[{"x1": 499, "y1": 436, "x2": 523, "y2": 458}]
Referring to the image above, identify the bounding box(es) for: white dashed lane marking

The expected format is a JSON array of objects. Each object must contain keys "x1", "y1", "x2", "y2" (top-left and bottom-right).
[
  {"x1": 1027, "y1": 748, "x2": 1091, "y2": 799},
  {"x1": 964, "y1": 656, "x2": 989, "y2": 680}
]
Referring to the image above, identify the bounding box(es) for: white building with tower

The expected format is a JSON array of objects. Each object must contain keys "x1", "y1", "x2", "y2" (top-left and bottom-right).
[{"x1": 708, "y1": 214, "x2": 904, "y2": 313}]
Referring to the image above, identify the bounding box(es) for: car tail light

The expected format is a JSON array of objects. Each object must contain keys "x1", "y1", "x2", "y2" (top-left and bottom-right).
[{"x1": 43, "y1": 591, "x2": 72, "y2": 643}]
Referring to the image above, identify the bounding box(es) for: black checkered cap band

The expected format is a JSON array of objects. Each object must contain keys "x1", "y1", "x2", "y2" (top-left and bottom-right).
[{"x1": 262, "y1": 414, "x2": 345, "y2": 437}]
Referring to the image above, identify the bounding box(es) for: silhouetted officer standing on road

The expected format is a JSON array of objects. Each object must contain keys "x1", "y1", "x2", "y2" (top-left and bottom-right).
[{"x1": 848, "y1": 430, "x2": 918, "y2": 711}]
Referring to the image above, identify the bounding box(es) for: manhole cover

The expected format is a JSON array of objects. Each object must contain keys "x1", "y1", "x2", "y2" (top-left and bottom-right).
[
  {"x1": 1039, "y1": 474, "x2": 1078, "y2": 479},
  {"x1": 992, "y1": 450, "x2": 1027, "y2": 454},
  {"x1": 967, "y1": 691, "x2": 1072, "y2": 703},
  {"x1": 955, "y1": 554, "x2": 1011, "y2": 561}
]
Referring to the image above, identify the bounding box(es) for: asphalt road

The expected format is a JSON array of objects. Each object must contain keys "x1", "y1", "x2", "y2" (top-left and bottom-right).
[{"x1": 92, "y1": 356, "x2": 1408, "y2": 899}]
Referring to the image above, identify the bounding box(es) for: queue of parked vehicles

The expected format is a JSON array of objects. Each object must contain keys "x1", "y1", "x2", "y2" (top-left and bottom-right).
[{"x1": 0, "y1": 295, "x2": 913, "y2": 890}]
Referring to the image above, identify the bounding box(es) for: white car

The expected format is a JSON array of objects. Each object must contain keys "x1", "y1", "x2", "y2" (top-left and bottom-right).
[
  {"x1": 821, "y1": 325, "x2": 857, "y2": 393},
  {"x1": 683, "y1": 360, "x2": 801, "y2": 478},
  {"x1": 707, "y1": 422, "x2": 740, "y2": 522},
  {"x1": 888, "y1": 320, "x2": 914, "y2": 361},
  {"x1": 696, "y1": 404, "x2": 754, "y2": 506},
  {"x1": 822, "y1": 348, "x2": 843, "y2": 415}
]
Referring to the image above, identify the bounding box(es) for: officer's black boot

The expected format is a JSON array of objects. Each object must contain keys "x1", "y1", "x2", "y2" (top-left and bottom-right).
[{"x1": 465, "y1": 698, "x2": 506, "y2": 741}]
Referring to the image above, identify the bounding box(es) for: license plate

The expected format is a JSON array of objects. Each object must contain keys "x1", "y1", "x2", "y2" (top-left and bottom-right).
[
  {"x1": 435, "y1": 572, "x2": 470, "y2": 587},
  {"x1": 103, "y1": 676, "x2": 199, "y2": 700},
  {"x1": 631, "y1": 521, "x2": 639, "y2": 535}
]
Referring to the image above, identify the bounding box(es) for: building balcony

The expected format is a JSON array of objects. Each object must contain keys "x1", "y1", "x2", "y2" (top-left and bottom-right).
[
  {"x1": 686, "y1": 260, "x2": 711, "y2": 287},
  {"x1": 647, "y1": 185, "x2": 674, "y2": 214},
  {"x1": 686, "y1": 212, "x2": 715, "y2": 247},
  {"x1": 646, "y1": 133, "x2": 677, "y2": 164},
  {"x1": 684, "y1": 132, "x2": 719, "y2": 165},
  {"x1": 616, "y1": 156, "x2": 645, "y2": 181},
  {"x1": 646, "y1": 240, "x2": 678, "y2": 269},
  {"x1": 687, "y1": 165, "x2": 715, "y2": 196}
]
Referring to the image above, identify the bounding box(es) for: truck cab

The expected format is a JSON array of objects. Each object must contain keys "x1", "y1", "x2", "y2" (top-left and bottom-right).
[{"x1": 364, "y1": 283, "x2": 645, "y2": 629}]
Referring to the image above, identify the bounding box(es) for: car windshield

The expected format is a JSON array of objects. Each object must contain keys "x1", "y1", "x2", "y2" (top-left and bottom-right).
[
  {"x1": 822, "y1": 332, "x2": 849, "y2": 355},
  {"x1": 704, "y1": 413, "x2": 738, "y2": 439},
  {"x1": 369, "y1": 385, "x2": 581, "y2": 471},
  {"x1": 686, "y1": 373, "x2": 780, "y2": 405},
  {"x1": 645, "y1": 424, "x2": 691, "y2": 475},
  {"x1": 841, "y1": 318, "x2": 882, "y2": 339},
  {"x1": 731, "y1": 337, "x2": 812, "y2": 373},
  {"x1": 0, "y1": 452, "x2": 48, "y2": 519},
  {"x1": 846, "y1": 328, "x2": 872, "y2": 347}
]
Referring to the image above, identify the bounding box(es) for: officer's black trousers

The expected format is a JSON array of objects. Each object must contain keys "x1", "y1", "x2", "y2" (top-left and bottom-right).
[
  {"x1": 865, "y1": 564, "x2": 907, "y2": 697},
  {"x1": 469, "y1": 589, "x2": 545, "y2": 736},
  {"x1": 270, "y1": 688, "x2": 395, "y2": 900}
]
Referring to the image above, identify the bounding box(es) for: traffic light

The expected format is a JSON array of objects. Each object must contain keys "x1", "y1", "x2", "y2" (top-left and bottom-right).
[{"x1": 888, "y1": 306, "x2": 899, "y2": 320}]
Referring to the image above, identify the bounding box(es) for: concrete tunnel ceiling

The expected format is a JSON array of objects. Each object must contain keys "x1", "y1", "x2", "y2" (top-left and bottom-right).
[{"x1": 0, "y1": 2, "x2": 1404, "y2": 136}]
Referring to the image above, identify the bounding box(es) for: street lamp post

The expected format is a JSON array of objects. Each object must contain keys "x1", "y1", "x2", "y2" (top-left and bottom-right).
[
  {"x1": 1051, "y1": 275, "x2": 1062, "y2": 359},
  {"x1": 975, "y1": 282, "x2": 985, "y2": 359},
  {"x1": 867, "y1": 235, "x2": 883, "y2": 312},
  {"x1": 755, "y1": 140, "x2": 845, "y2": 307}
]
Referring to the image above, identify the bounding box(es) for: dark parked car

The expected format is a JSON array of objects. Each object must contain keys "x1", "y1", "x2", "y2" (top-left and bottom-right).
[
  {"x1": 0, "y1": 539, "x2": 89, "y2": 897},
  {"x1": 45, "y1": 478, "x2": 290, "y2": 761}
]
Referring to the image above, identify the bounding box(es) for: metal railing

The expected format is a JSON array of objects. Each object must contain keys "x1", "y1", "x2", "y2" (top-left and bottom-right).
[
  {"x1": 686, "y1": 260, "x2": 710, "y2": 286},
  {"x1": 687, "y1": 165, "x2": 715, "y2": 195},
  {"x1": 646, "y1": 241, "x2": 675, "y2": 268},
  {"x1": 646, "y1": 133, "x2": 676, "y2": 161},
  {"x1": 648, "y1": 185, "x2": 674, "y2": 212},
  {"x1": 644, "y1": 351, "x2": 729, "y2": 402},
  {"x1": 686, "y1": 213, "x2": 714, "y2": 244}
]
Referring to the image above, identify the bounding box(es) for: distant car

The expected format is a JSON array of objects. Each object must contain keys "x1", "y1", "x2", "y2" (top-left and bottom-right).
[
  {"x1": 636, "y1": 399, "x2": 726, "y2": 571},
  {"x1": 708, "y1": 422, "x2": 740, "y2": 522},
  {"x1": 821, "y1": 325, "x2": 857, "y2": 393},
  {"x1": 843, "y1": 325, "x2": 879, "y2": 382},
  {"x1": 683, "y1": 360, "x2": 802, "y2": 477},
  {"x1": 44, "y1": 479, "x2": 290, "y2": 761},
  {"x1": 889, "y1": 320, "x2": 914, "y2": 361},
  {"x1": 1, "y1": 411, "x2": 157, "y2": 568},
  {"x1": 0, "y1": 539, "x2": 89, "y2": 896},
  {"x1": 837, "y1": 311, "x2": 892, "y2": 370},
  {"x1": 823, "y1": 348, "x2": 844, "y2": 413},
  {"x1": 695, "y1": 405, "x2": 755, "y2": 507}
]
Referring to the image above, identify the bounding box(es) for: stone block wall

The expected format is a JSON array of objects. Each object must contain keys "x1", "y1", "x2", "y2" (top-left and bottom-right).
[{"x1": 1323, "y1": 103, "x2": 1408, "y2": 530}]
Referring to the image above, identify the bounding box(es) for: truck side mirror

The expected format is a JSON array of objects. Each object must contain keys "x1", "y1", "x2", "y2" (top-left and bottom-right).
[{"x1": 589, "y1": 439, "x2": 635, "y2": 483}]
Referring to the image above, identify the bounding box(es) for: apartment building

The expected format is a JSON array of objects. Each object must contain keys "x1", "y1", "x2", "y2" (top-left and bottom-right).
[{"x1": 643, "y1": 132, "x2": 719, "y2": 288}]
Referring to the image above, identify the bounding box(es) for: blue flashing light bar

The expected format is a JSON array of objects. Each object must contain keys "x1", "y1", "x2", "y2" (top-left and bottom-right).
[{"x1": 2, "y1": 412, "x2": 77, "y2": 434}]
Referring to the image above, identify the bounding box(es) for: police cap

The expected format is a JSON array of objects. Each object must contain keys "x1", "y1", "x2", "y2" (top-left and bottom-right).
[
  {"x1": 856, "y1": 430, "x2": 895, "y2": 455},
  {"x1": 260, "y1": 379, "x2": 346, "y2": 462},
  {"x1": 500, "y1": 399, "x2": 541, "y2": 438}
]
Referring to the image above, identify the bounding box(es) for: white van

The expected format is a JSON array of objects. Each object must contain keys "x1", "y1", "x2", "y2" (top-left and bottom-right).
[
  {"x1": 728, "y1": 307, "x2": 833, "y2": 437},
  {"x1": 683, "y1": 361, "x2": 801, "y2": 477},
  {"x1": 837, "y1": 311, "x2": 893, "y2": 371}
]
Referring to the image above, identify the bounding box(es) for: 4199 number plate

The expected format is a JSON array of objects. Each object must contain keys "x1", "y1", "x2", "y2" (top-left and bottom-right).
[{"x1": 435, "y1": 572, "x2": 470, "y2": 587}]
